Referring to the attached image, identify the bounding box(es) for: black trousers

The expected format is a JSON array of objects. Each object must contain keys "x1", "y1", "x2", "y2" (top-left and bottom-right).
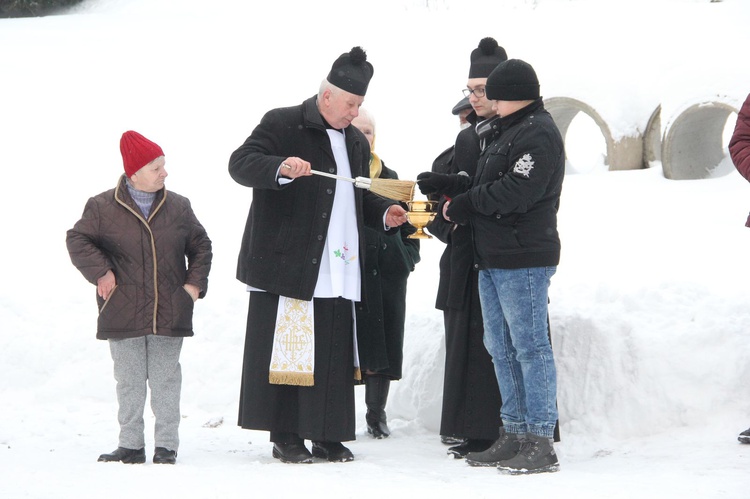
[{"x1": 238, "y1": 292, "x2": 356, "y2": 443}]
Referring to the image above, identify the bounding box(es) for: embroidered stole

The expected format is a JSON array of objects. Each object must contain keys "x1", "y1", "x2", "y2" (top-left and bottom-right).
[
  {"x1": 269, "y1": 297, "x2": 315, "y2": 386},
  {"x1": 269, "y1": 128, "x2": 362, "y2": 386}
]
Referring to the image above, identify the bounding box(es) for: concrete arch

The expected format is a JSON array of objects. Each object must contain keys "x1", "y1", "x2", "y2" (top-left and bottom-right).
[
  {"x1": 643, "y1": 104, "x2": 662, "y2": 165},
  {"x1": 661, "y1": 99, "x2": 738, "y2": 180},
  {"x1": 545, "y1": 96, "x2": 644, "y2": 172}
]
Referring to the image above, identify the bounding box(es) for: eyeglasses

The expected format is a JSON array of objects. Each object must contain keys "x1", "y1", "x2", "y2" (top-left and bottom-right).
[{"x1": 462, "y1": 87, "x2": 486, "y2": 98}]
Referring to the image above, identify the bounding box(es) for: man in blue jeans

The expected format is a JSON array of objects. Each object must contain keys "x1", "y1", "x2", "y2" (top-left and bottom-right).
[{"x1": 417, "y1": 58, "x2": 564, "y2": 475}]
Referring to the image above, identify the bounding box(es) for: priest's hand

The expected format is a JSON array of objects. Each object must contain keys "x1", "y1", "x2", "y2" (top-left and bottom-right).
[
  {"x1": 280, "y1": 157, "x2": 312, "y2": 178},
  {"x1": 386, "y1": 204, "x2": 408, "y2": 228}
]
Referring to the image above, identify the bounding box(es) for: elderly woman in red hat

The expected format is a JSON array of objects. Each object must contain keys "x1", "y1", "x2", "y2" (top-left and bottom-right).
[{"x1": 67, "y1": 131, "x2": 212, "y2": 465}]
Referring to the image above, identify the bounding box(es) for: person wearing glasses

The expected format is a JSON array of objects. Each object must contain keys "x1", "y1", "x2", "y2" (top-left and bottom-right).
[
  {"x1": 418, "y1": 58, "x2": 564, "y2": 475},
  {"x1": 425, "y1": 37, "x2": 507, "y2": 459}
]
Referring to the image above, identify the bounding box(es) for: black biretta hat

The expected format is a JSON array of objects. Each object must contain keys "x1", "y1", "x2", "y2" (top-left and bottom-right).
[
  {"x1": 327, "y1": 46, "x2": 374, "y2": 97},
  {"x1": 468, "y1": 37, "x2": 508, "y2": 79}
]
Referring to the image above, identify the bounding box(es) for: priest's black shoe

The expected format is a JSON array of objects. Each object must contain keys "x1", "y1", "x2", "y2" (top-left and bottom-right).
[
  {"x1": 311, "y1": 441, "x2": 354, "y2": 462},
  {"x1": 97, "y1": 447, "x2": 146, "y2": 464},
  {"x1": 441, "y1": 435, "x2": 467, "y2": 446},
  {"x1": 272, "y1": 442, "x2": 313, "y2": 464},
  {"x1": 153, "y1": 447, "x2": 177, "y2": 464},
  {"x1": 447, "y1": 438, "x2": 494, "y2": 459}
]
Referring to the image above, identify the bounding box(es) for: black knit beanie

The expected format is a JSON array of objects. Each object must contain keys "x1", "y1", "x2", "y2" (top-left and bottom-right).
[
  {"x1": 468, "y1": 37, "x2": 508, "y2": 78},
  {"x1": 327, "y1": 46, "x2": 374, "y2": 97},
  {"x1": 485, "y1": 59, "x2": 540, "y2": 101}
]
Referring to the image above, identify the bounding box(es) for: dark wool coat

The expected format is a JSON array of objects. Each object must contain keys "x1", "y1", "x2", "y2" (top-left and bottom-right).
[
  {"x1": 355, "y1": 163, "x2": 420, "y2": 379},
  {"x1": 229, "y1": 95, "x2": 397, "y2": 442},
  {"x1": 730, "y1": 93, "x2": 750, "y2": 226},
  {"x1": 429, "y1": 114, "x2": 483, "y2": 311},
  {"x1": 229, "y1": 95, "x2": 397, "y2": 301},
  {"x1": 427, "y1": 112, "x2": 503, "y2": 441},
  {"x1": 451, "y1": 98, "x2": 563, "y2": 270},
  {"x1": 66, "y1": 175, "x2": 213, "y2": 340}
]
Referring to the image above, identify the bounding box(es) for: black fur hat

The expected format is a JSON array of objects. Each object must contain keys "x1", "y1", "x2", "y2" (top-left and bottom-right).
[
  {"x1": 327, "y1": 46, "x2": 374, "y2": 96},
  {"x1": 468, "y1": 37, "x2": 508, "y2": 79}
]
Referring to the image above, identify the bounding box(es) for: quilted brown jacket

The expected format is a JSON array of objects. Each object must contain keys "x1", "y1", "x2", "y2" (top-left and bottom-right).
[{"x1": 66, "y1": 175, "x2": 213, "y2": 339}]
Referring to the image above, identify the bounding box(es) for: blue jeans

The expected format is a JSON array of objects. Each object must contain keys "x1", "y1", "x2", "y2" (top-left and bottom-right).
[{"x1": 478, "y1": 267, "x2": 558, "y2": 438}]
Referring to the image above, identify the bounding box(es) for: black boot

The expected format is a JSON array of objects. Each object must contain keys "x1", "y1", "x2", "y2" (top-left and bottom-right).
[
  {"x1": 271, "y1": 433, "x2": 313, "y2": 464},
  {"x1": 153, "y1": 447, "x2": 177, "y2": 465},
  {"x1": 272, "y1": 442, "x2": 313, "y2": 464},
  {"x1": 496, "y1": 432, "x2": 560, "y2": 475},
  {"x1": 466, "y1": 429, "x2": 522, "y2": 467},
  {"x1": 311, "y1": 441, "x2": 354, "y2": 462},
  {"x1": 365, "y1": 376, "x2": 391, "y2": 439},
  {"x1": 97, "y1": 447, "x2": 146, "y2": 464}
]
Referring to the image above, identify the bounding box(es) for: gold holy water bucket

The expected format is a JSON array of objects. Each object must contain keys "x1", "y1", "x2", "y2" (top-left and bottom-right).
[{"x1": 406, "y1": 200, "x2": 437, "y2": 239}]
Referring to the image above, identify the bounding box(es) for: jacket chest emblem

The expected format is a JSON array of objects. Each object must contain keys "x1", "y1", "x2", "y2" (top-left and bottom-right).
[{"x1": 513, "y1": 153, "x2": 535, "y2": 178}]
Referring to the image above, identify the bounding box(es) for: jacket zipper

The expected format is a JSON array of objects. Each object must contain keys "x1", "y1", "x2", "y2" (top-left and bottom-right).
[{"x1": 114, "y1": 178, "x2": 167, "y2": 335}]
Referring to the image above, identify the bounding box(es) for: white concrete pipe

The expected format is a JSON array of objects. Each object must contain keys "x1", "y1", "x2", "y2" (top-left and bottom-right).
[
  {"x1": 643, "y1": 105, "x2": 662, "y2": 166},
  {"x1": 544, "y1": 96, "x2": 645, "y2": 172},
  {"x1": 661, "y1": 99, "x2": 738, "y2": 180}
]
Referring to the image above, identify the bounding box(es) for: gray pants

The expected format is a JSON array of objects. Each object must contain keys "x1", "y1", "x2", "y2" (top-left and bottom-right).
[{"x1": 109, "y1": 335, "x2": 183, "y2": 451}]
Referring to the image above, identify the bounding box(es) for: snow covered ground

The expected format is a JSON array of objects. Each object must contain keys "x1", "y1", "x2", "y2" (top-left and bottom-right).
[{"x1": 1, "y1": 0, "x2": 749, "y2": 497}]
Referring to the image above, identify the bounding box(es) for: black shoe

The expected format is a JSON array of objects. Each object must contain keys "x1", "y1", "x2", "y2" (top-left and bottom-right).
[
  {"x1": 441, "y1": 435, "x2": 467, "y2": 446},
  {"x1": 447, "y1": 439, "x2": 494, "y2": 459},
  {"x1": 365, "y1": 376, "x2": 391, "y2": 439},
  {"x1": 311, "y1": 441, "x2": 354, "y2": 462},
  {"x1": 739, "y1": 427, "x2": 750, "y2": 444},
  {"x1": 272, "y1": 442, "x2": 313, "y2": 464},
  {"x1": 97, "y1": 447, "x2": 146, "y2": 464},
  {"x1": 153, "y1": 447, "x2": 177, "y2": 464}
]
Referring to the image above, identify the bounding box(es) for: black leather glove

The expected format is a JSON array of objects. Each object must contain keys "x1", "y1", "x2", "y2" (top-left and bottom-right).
[
  {"x1": 416, "y1": 172, "x2": 471, "y2": 198},
  {"x1": 445, "y1": 193, "x2": 473, "y2": 225}
]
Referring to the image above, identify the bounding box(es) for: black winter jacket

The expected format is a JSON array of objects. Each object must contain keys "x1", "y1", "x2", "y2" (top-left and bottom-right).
[
  {"x1": 449, "y1": 98, "x2": 564, "y2": 270},
  {"x1": 427, "y1": 112, "x2": 482, "y2": 311},
  {"x1": 228, "y1": 95, "x2": 397, "y2": 301}
]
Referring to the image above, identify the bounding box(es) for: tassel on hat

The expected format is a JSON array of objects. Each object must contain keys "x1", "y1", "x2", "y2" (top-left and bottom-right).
[
  {"x1": 485, "y1": 59, "x2": 540, "y2": 102},
  {"x1": 468, "y1": 37, "x2": 508, "y2": 79},
  {"x1": 327, "y1": 46, "x2": 374, "y2": 97},
  {"x1": 120, "y1": 130, "x2": 164, "y2": 177}
]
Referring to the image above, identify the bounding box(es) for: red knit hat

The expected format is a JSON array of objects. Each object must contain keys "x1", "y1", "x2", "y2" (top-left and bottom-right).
[{"x1": 120, "y1": 130, "x2": 165, "y2": 177}]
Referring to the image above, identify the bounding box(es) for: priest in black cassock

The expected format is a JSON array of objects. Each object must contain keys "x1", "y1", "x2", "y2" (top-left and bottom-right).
[{"x1": 228, "y1": 46, "x2": 408, "y2": 464}]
